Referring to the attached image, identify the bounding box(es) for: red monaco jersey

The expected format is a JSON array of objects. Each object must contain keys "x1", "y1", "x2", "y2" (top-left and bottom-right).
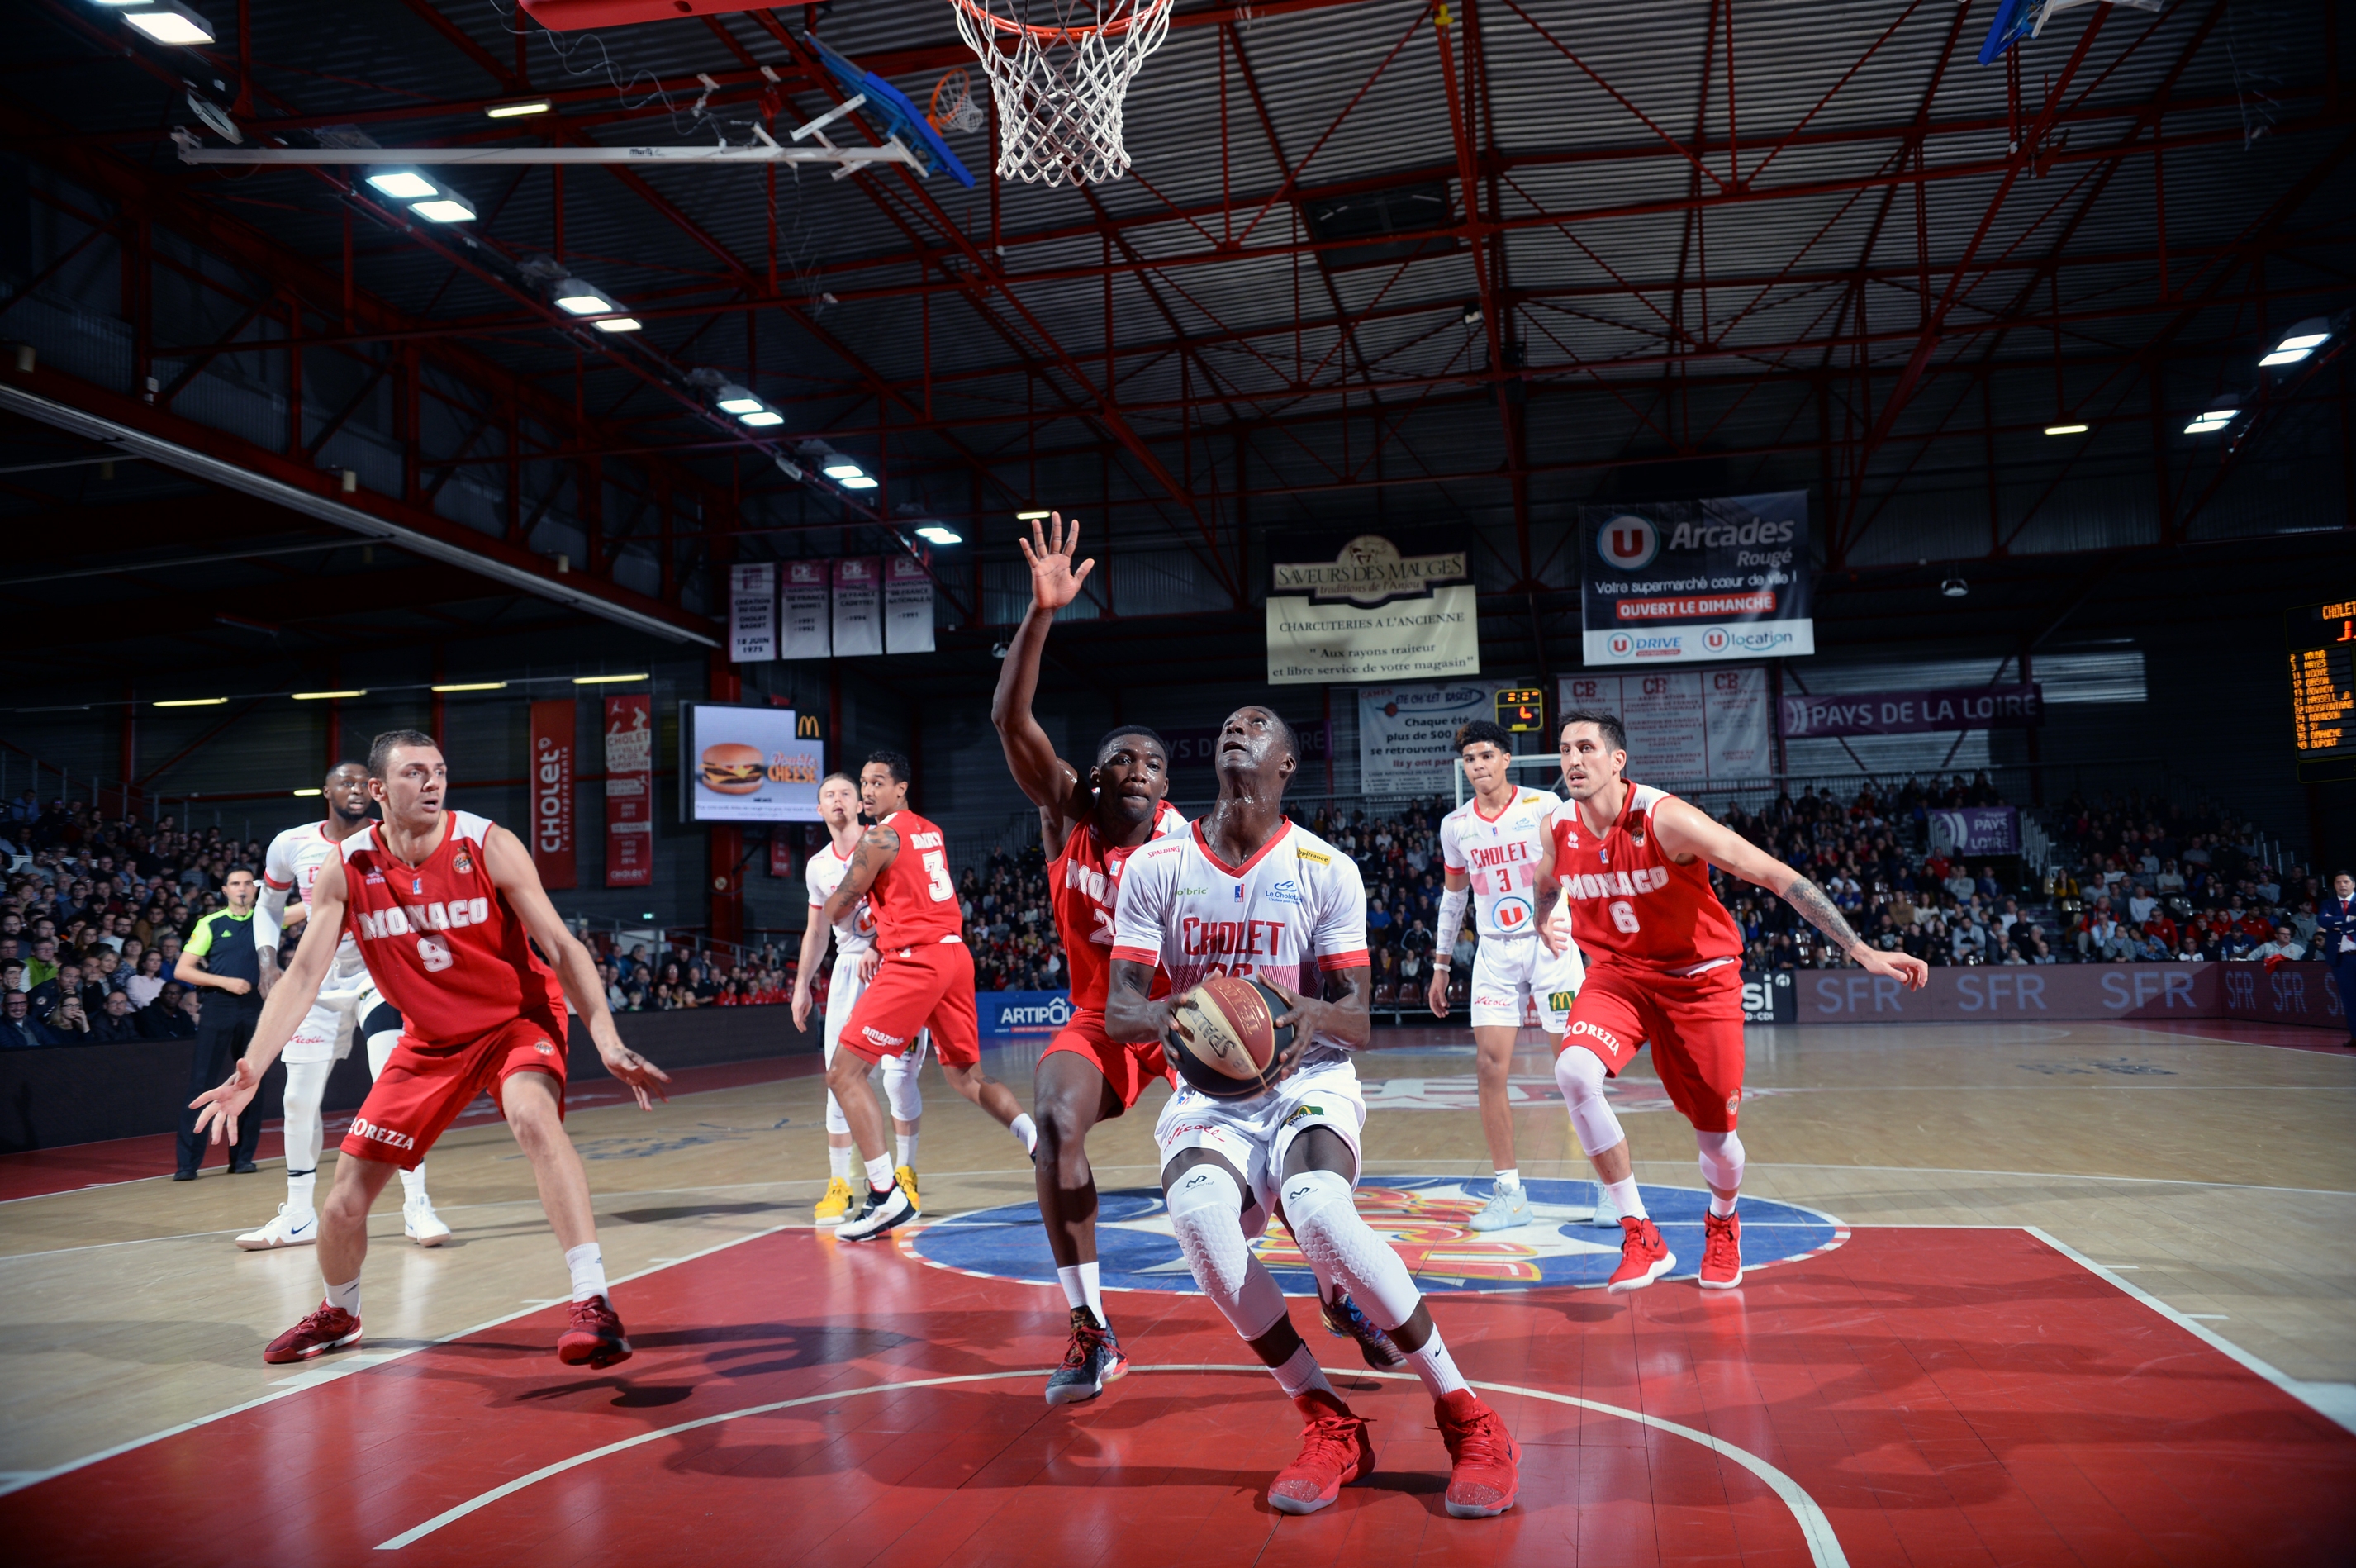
[
  {"x1": 1050, "y1": 801, "x2": 1186, "y2": 1009},
  {"x1": 870, "y1": 809, "x2": 965, "y2": 948},
  {"x1": 1549, "y1": 783, "x2": 1743, "y2": 973},
  {"x1": 340, "y1": 810, "x2": 566, "y2": 1045}
]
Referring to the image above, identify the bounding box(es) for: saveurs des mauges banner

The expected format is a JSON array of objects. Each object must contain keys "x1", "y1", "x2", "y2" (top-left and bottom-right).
[{"x1": 1579, "y1": 492, "x2": 1815, "y2": 666}]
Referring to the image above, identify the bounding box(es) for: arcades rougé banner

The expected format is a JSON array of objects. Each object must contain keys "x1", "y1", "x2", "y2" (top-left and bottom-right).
[{"x1": 1579, "y1": 492, "x2": 1814, "y2": 667}]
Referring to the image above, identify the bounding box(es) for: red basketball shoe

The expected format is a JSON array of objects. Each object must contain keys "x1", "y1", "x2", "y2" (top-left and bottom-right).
[
  {"x1": 1607, "y1": 1215, "x2": 1675, "y2": 1293},
  {"x1": 263, "y1": 1303, "x2": 361, "y2": 1365},
  {"x1": 1698, "y1": 1210, "x2": 1743, "y2": 1290},
  {"x1": 557, "y1": 1295, "x2": 634, "y2": 1370},
  {"x1": 1435, "y1": 1389, "x2": 1520, "y2": 1518},
  {"x1": 1267, "y1": 1389, "x2": 1376, "y2": 1516}
]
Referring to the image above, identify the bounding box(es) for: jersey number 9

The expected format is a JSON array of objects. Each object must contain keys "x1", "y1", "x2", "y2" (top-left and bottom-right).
[{"x1": 417, "y1": 934, "x2": 455, "y2": 972}]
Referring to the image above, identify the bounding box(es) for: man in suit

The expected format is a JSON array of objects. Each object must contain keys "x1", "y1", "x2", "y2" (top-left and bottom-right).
[{"x1": 2318, "y1": 872, "x2": 2356, "y2": 1048}]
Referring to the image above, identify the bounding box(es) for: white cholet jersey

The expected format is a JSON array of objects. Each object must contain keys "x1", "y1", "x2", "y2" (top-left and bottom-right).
[
  {"x1": 1439, "y1": 787, "x2": 1559, "y2": 941},
  {"x1": 1112, "y1": 819, "x2": 1370, "y2": 1083},
  {"x1": 258, "y1": 820, "x2": 369, "y2": 984},
  {"x1": 804, "y1": 839, "x2": 876, "y2": 957}
]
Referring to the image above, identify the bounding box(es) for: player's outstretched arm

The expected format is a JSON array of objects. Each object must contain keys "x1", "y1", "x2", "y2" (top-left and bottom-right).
[
  {"x1": 990, "y1": 512, "x2": 1092, "y2": 849},
  {"x1": 820, "y1": 824, "x2": 899, "y2": 932},
  {"x1": 482, "y1": 824, "x2": 671, "y2": 1109},
  {"x1": 1104, "y1": 958, "x2": 1171, "y2": 1046},
  {"x1": 1652, "y1": 798, "x2": 1928, "y2": 989},
  {"x1": 190, "y1": 859, "x2": 344, "y2": 1145},
  {"x1": 790, "y1": 909, "x2": 831, "y2": 1033}
]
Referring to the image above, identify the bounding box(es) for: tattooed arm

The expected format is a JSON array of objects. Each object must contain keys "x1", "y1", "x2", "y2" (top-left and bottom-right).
[
  {"x1": 1651, "y1": 796, "x2": 1928, "y2": 989},
  {"x1": 819, "y1": 824, "x2": 900, "y2": 933}
]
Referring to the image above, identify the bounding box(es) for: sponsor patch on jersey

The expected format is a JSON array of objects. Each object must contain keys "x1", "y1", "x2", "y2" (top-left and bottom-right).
[
  {"x1": 1233, "y1": 884, "x2": 1244, "y2": 902},
  {"x1": 365, "y1": 871, "x2": 387, "y2": 885},
  {"x1": 1266, "y1": 879, "x2": 1303, "y2": 905},
  {"x1": 1282, "y1": 1102, "x2": 1327, "y2": 1125},
  {"x1": 1548, "y1": 991, "x2": 1578, "y2": 1012},
  {"x1": 1630, "y1": 830, "x2": 1646, "y2": 848},
  {"x1": 1294, "y1": 847, "x2": 1331, "y2": 865},
  {"x1": 1725, "y1": 1094, "x2": 1740, "y2": 1114},
  {"x1": 534, "y1": 1040, "x2": 554, "y2": 1055},
  {"x1": 862, "y1": 1024, "x2": 906, "y2": 1048},
  {"x1": 1176, "y1": 886, "x2": 1209, "y2": 896},
  {"x1": 453, "y1": 851, "x2": 473, "y2": 875}
]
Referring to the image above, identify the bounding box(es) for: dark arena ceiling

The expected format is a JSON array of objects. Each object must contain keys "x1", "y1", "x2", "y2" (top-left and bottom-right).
[{"x1": 1, "y1": 0, "x2": 2349, "y2": 690}]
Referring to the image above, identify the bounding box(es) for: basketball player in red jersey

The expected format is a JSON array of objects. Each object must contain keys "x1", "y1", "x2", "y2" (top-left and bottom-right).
[
  {"x1": 192, "y1": 731, "x2": 670, "y2": 1368},
  {"x1": 1534, "y1": 711, "x2": 1926, "y2": 1291},
  {"x1": 990, "y1": 512, "x2": 1187, "y2": 1405},
  {"x1": 824, "y1": 749, "x2": 1031, "y2": 1242}
]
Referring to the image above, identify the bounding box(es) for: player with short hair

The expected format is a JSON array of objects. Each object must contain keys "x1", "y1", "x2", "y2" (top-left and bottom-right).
[
  {"x1": 795, "y1": 770, "x2": 927, "y2": 1224},
  {"x1": 237, "y1": 762, "x2": 448, "y2": 1250},
  {"x1": 1428, "y1": 719, "x2": 1586, "y2": 1233},
  {"x1": 990, "y1": 512, "x2": 1187, "y2": 1405},
  {"x1": 192, "y1": 731, "x2": 671, "y2": 1367},
  {"x1": 1534, "y1": 711, "x2": 1927, "y2": 1291},
  {"x1": 822, "y1": 749, "x2": 1032, "y2": 1241},
  {"x1": 1108, "y1": 706, "x2": 1521, "y2": 1520}
]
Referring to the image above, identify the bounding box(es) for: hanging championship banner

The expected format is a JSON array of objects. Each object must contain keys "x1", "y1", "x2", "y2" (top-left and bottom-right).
[
  {"x1": 831, "y1": 557, "x2": 882, "y2": 658},
  {"x1": 728, "y1": 563, "x2": 776, "y2": 663},
  {"x1": 602, "y1": 693, "x2": 653, "y2": 888},
  {"x1": 884, "y1": 554, "x2": 936, "y2": 654},
  {"x1": 1357, "y1": 682, "x2": 1505, "y2": 795},
  {"x1": 1557, "y1": 668, "x2": 1770, "y2": 783},
  {"x1": 1266, "y1": 532, "x2": 1479, "y2": 685},
  {"x1": 780, "y1": 559, "x2": 831, "y2": 659},
  {"x1": 528, "y1": 699, "x2": 577, "y2": 889},
  {"x1": 1579, "y1": 492, "x2": 1814, "y2": 665}
]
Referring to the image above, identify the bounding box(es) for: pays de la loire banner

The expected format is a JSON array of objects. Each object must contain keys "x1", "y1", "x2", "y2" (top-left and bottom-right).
[
  {"x1": 1266, "y1": 532, "x2": 1480, "y2": 685},
  {"x1": 1580, "y1": 492, "x2": 1814, "y2": 666},
  {"x1": 602, "y1": 694, "x2": 653, "y2": 888},
  {"x1": 527, "y1": 700, "x2": 577, "y2": 889},
  {"x1": 1779, "y1": 683, "x2": 2043, "y2": 739},
  {"x1": 1557, "y1": 668, "x2": 1771, "y2": 784},
  {"x1": 728, "y1": 554, "x2": 936, "y2": 661}
]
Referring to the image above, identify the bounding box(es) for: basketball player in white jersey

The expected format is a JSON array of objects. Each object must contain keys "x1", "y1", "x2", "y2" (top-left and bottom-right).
[
  {"x1": 792, "y1": 771, "x2": 926, "y2": 1224},
  {"x1": 240, "y1": 762, "x2": 448, "y2": 1249},
  {"x1": 1108, "y1": 706, "x2": 1521, "y2": 1520},
  {"x1": 1427, "y1": 720, "x2": 1586, "y2": 1233}
]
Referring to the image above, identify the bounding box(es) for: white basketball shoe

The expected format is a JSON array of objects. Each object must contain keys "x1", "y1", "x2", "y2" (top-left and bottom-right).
[{"x1": 235, "y1": 1205, "x2": 319, "y2": 1250}]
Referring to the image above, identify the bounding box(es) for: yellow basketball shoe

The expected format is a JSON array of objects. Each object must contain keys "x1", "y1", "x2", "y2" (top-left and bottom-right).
[
  {"x1": 814, "y1": 1176, "x2": 853, "y2": 1226},
  {"x1": 895, "y1": 1165, "x2": 922, "y2": 1216}
]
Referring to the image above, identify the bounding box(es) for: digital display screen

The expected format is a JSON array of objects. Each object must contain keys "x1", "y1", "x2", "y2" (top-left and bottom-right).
[
  {"x1": 2288, "y1": 597, "x2": 2356, "y2": 781},
  {"x1": 682, "y1": 703, "x2": 824, "y2": 822},
  {"x1": 1495, "y1": 687, "x2": 1546, "y2": 733}
]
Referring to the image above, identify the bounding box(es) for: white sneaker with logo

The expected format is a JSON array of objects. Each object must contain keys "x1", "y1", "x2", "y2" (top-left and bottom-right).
[
  {"x1": 235, "y1": 1205, "x2": 319, "y2": 1251},
  {"x1": 403, "y1": 1196, "x2": 452, "y2": 1247}
]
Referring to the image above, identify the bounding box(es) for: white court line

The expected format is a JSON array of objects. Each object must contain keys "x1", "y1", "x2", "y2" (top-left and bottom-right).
[
  {"x1": 0, "y1": 1219, "x2": 794, "y2": 1499},
  {"x1": 373, "y1": 1363, "x2": 1848, "y2": 1566},
  {"x1": 1746, "y1": 1163, "x2": 2356, "y2": 1198},
  {"x1": 2025, "y1": 1226, "x2": 2356, "y2": 1437}
]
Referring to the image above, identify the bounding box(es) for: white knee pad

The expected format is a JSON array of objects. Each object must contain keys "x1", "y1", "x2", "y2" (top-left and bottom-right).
[
  {"x1": 1695, "y1": 1128, "x2": 1746, "y2": 1193},
  {"x1": 1166, "y1": 1162, "x2": 1287, "y2": 1341},
  {"x1": 1556, "y1": 1044, "x2": 1627, "y2": 1158},
  {"x1": 1278, "y1": 1166, "x2": 1423, "y2": 1331},
  {"x1": 364, "y1": 1027, "x2": 401, "y2": 1080},
  {"x1": 282, "y1": 1057, "x2": 333, "y2": 1173},
  {"x1": 879, "y1": 1049, "x2": 923, "y2": 1124}
]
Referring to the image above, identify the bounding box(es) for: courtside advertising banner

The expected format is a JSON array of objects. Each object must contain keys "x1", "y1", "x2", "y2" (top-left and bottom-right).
[
  {"x1": 1557, "y1": 668, "x2": 1771, "y2": 783},
  {"x1": 978, "y1": 990, "x2": 1076, "y2": 1037},
  {"x1": 780, "y1": 559, "x2": 832, "y2": 659},
  {"x1": 1579, "y1": 492, "x2": 1814, "y2": 665},
  {"x1": 602, "y1": 694, "x2": 653, "y2": 887},
  {"x1": 528, "y1": 699, "x2": 577, "y2": 889},
  {"x1": 686, "y1": 702, "x2": 823, "y2": 823},
  {"x1": 729, "y1": 562, "x2": 776, "y2": 663},
  {"x1": 1266, "y1": 532, "x2": 1480, "y2": 685},
  {"x1": 1358, "y1": 682, "x2": 1504, "y2": 795}
]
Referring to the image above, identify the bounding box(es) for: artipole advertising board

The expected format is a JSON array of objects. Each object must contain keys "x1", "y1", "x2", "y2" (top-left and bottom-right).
[{"x1": 1579, "y1": 492, "x2": 1814, "y2": 665}]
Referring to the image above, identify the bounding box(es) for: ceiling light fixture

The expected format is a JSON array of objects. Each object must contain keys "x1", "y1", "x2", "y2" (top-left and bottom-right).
[
  {"x1": 739, "y1": 410, "x2": 785, "y2": 427},
  {"x1": 431, "y1": 681, "x2": 508, "y2": 692},
  {"x1": 1014, "y1": 509, "x2": 1051, "y2": 520},
  {"x1": 486, "y1": 99, "x2": 553, "y2": 119},
  {"x1": 837, "y1": 474, "x2": 879, "y2": 490},
  {"x1": 290, "y1": 689, "x2": 366, "y2": 701},
  {"x1": 590, "y1": 316, "x2": 641, "y2": 333},
  {"x1": 572, "y1": 673, "x2": 648, "y2": 685},
  {"x1": 553, "y1": 281, "x2": 616, "y2": 315},
  {"x1": 715, "y1": 387, "x2": 764, "y2": 415},
  {"x1": 915, "y1": 525, "x2": 962, "y2": 546},
  {"x1": 154, "y1": 696, "x2": 228, "y2": 707},
  {"x1": 2260, "y1": 317, "x2": 2331, "y2": 368},
  {"x1": 410, "y1": 192, "x2": 476, "y2": 223},
  {"x1": 822, "y1": 462, "x2": 867, "y2": 479},
  {"x1": 365, "y1": 170, "x2": 438, "y2": 200},
  {"x1": 1940, "y1": 577, "x2": 1969, "y2": 598},
  {"x1": 2043, "y1": 422, "x2": 2089, "y2": 436},
  {"x1": 120, "y1": 1, "x2": 214, "y2": 45},
  {"x1": 2183, "y1": 407, "x2": 2238, "y2": 435}
]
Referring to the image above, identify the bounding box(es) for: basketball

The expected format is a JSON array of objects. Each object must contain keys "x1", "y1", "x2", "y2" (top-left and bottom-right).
[{"x1": 1165, "y1": 975, "x2": 1294, "y2": 1100}]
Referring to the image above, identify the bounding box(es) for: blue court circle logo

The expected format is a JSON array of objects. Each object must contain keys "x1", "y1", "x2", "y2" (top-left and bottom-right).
[{"x1": 907, "y1": 1178, "x2": 1845, "y2": 1295}]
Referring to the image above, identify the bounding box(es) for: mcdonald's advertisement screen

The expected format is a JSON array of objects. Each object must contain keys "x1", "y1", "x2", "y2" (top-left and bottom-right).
[{"x1": 684, "y1": 702, "x2": 824, "y2": 822}]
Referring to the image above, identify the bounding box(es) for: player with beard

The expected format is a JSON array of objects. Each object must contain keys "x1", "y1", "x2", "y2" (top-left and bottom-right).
[
  {"x1": 1533, "y1": 711, "x2": 1927, "y2": 1291},
  {"x1": 990, "y1": 513, "x2": 1187, "y2": 1406},
  {"x1": 192, "y1": 731, "x2": 670, "y2": 1368},
  {"x1": 238, "y1": 762, "x2": 448, "y2": 1251},
  {"x1": 1107, "y1": 706, "x2": 1521, "y2": 1519}
]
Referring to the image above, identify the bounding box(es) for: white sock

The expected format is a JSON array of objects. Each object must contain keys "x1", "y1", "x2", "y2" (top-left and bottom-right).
[
  {"x1": 1271, "y1": 1341, "x2": 1335, "y2": 1401},
  {"x1": 1710, "y1": 1192, "x2": 1738, "y2": 1218},
  {"x1": 565, "y1": 1242, "x2": 607, "y2": 1303},
  {"x1": 897, "y1": 1132, "x2": 919, "y2": 1168},
  {"x1": 1009, "y1": 1112, "x2": 1038, "y2": 1155},
  {"x1": 1493, "y1": 1167, "x2": 1520, "y2": 1192},
  {"x1": 324, "y1": 1276, "x2": 362, "y2": 1317},
  {"x1": 286, "y1": 1169, "x2": 317, "y2": 1215},
  {"x1": 1606, "y1": 1176, "x2": 1646, "y2": 1220},
  {"x1": 828, "y1": 1143, "x2": 853, "y2": 1182},
  {"x1": 1402, "y1": 1323, "x2": 1470, "y2": 1399},
  {"x1": 1057, "y1": 1262, "x2": 1107, "y2": 1325},
  {"x1": 399, "y1": 1163, "x2": 426, "y2": 1205},
  {"x1": 863, "y1": 1153, "x2": 895, "y2": 1193}
]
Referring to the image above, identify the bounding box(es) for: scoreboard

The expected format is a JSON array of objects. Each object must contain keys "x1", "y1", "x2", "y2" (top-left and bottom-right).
[
  {"x1": 1494, "y1": 687, "x2": 1546, "y2": 734},
  {"x1": 2288, "y1": 597, "x2": 2356, "y2": 782}
]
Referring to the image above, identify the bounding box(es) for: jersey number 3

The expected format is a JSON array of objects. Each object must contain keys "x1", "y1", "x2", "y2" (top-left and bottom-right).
[{"x1": 921, "y1": 849, "x2": 954, "y2": 903}]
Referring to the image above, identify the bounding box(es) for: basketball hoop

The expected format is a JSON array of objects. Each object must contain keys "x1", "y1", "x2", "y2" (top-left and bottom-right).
[
  {"x1": 928, "y1": 67, "x2": 986, "y2": 135},
  {"x1": 949, "y1": 0, "x2": 1174, "y2": 187}
]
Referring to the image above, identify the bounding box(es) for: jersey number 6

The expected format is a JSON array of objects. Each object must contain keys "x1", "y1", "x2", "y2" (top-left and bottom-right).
[{"x1": 1608, "y1": 900, "x2": 1641, "y2": 934}]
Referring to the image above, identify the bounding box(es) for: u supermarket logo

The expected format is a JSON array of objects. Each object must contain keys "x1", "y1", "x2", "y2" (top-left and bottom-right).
[
  {"x1": 1598, "y1": 515, "x2": 1659, "y2": 573},
  {"x1": 1703, "y1": 626, "x2": 1730, "y2": 653},
  {"x1": 1608, "y1": 632, "x2": 1634, "y2": 658}
]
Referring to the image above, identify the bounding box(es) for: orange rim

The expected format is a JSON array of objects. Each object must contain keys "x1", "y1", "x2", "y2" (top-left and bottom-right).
[{"x1": 952, "y1": 0, "x2": 1171, "y2": 45}]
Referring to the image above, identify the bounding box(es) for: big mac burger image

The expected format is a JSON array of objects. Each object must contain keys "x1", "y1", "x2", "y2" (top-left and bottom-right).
[{"x1": 698, "y1": 742, "x2": 766, "y2": 795}]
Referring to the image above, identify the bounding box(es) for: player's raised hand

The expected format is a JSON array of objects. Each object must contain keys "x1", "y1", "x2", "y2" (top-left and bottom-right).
[
  {"x1": 190, "y1": 1057, "x2": 261, "y2": 1146},
  {"x1": 596, "y1": 1038, "x2": 672, "y2": 1110},
  {"x1": 1017, "y1": 512, "x2": 1094, "y2": 611},
  {"x1": 1856, "y1": 948, "x2": 1931, "y2": 990}
]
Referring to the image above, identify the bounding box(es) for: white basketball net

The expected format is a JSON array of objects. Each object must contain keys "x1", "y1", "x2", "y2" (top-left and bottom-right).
[{"x1": 951, "y1": 0, "x2": 1174, "y2": 187}]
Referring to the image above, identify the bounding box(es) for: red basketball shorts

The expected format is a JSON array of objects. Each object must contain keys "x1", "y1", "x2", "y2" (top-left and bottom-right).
[
  {"x1": 340, "y1": 1011, "x2": 568, "y2": 1171},
  {"x1": 1039, "y1": 1006, "x2": 1174, "y2": 1113},
  {"x1": 1558, "y1": 959, "x2": 1746, "y2": 1132},
  {"x1": 840, "y1": 941, "x2": 981, "y2": 1068}
]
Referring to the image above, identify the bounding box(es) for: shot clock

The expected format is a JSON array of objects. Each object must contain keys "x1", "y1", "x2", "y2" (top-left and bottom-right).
[
  {"x1": 2287, "y1": 596, "x2": 2356, "y2": 782},
  {"x1": 1494, "y1": 687, "x2": 1546, "y2": 734}
]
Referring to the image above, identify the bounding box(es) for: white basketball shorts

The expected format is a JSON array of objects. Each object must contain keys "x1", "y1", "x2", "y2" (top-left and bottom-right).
[
  {"x1": 1468, "y1": 934, "x2": 1586, "y2": 1031},
  {"x1": 1154, "y1": 1061, "x2": 1366, "y2": 1228},
  {"x1": 283, "y1": 971, "x2": 385, "y2": 1067}
]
